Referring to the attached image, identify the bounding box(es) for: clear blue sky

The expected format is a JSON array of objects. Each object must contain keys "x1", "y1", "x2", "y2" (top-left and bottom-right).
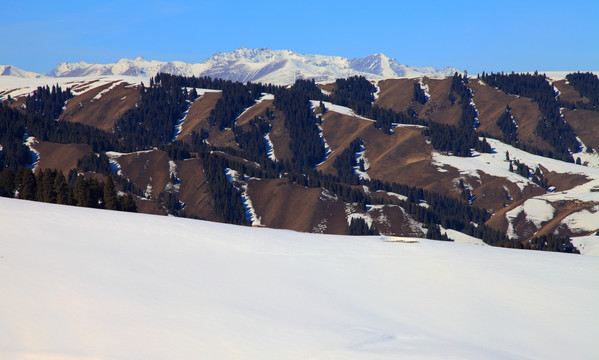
[{"x1": 2, "y1": 0, "x2": 598, "y2": 74}]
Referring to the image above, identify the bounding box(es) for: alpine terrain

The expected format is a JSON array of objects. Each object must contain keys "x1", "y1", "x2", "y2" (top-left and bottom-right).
[{"x1": 1, "y1": 48, "x2": 599, "y2": 253}]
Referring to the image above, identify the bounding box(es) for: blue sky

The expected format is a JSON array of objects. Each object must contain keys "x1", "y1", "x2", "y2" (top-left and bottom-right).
[{"x1": 2, "y1": 0, "x2": 598, "y2": 74}]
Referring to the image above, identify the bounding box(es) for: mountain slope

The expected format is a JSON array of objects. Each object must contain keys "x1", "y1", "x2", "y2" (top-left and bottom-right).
[{"x1": 1, "y1": 197, "x2": 598, "y2": 360}]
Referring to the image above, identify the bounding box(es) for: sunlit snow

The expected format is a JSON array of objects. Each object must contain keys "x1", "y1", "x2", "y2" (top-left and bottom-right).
[{"x1": 1, "y1": 197, "x2": 598, "y2": 360}]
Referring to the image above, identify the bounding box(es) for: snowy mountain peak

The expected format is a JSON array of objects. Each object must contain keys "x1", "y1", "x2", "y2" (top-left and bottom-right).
[
  {"x1": 0, "y1": 65, "x2": 45, "y2": 78},
  {"x1": 5, "y1": 48, "x2": 461, "y2": 84}
]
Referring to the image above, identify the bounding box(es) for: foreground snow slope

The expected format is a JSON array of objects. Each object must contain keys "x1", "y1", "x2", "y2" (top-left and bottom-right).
[{"x1": 1, "y1": 197, "x2": 598, "y2": 360}]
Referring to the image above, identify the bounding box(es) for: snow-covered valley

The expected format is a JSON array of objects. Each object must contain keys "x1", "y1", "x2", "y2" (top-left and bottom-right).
[{"x1": 1, "y1": 197, "x2": 598, "y2": 360}]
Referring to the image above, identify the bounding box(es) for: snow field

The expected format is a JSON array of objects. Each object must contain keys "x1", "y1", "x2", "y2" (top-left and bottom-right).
[{"x1": 1, "y1": 197, "x2": 598, "y2": 360}]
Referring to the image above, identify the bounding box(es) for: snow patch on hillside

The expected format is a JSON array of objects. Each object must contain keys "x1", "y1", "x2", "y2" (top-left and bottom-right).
[
  {"x1": 313, "y1": 100, "x2": 375, "y2": 122},
  {"x1": 506, "y1": 199, "x2": 555, "y2": 238},
  {"x1": 354, "y1": 143, "x2": 370, "y2": 180},
  {"x1": 224, "y1": 168, "x2": 262, "y2": 226},
  {"x1": 418, "y1": 78, "x2": 430, "y2": 101},
  {"x1": 24, "y1": 137, "x2": 39, "y2": 171},
  {"x1": 264, "y1": 132, "x2": 277, "y2": 161},
  {"x1": 92, "y1": 80, "x2": 124, "y2": 101},
  {"x1": 561, "y1": 205, "x2": 599, "y2": 233}
]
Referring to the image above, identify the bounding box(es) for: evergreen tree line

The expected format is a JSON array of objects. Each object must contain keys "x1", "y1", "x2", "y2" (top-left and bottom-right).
[
  {"x1": 413, "y1": 82, "x2": 428, "y2": 104},
  {"x1": 330, "y1": 76, "x2": 376, "y2": 114},
  {"x1": 201, "y1": 152, "x2": 249, "y2": 225},
  {"x1": 0, "y1": 167, "x2": 136, "y2": 211},
  {"x1": 116, "y1": 75, "x2": 195, "y2": 149},
  {"x1": 496, "y1": 105, "x2": 519, "y2": 144},
  {"x1": 333, "y1": 137, "x2": 363, "y2": 185},
  {"x1": 480, "y1": 72, "x2": 579, "y2": 162},
  {"x1": 423, "y1": 122, "x2": 491, "y2": 157},
  {"x1": 509, "y1": 158, "x2": 549, "y2": 190},
  {"x1": 208, "y1": 82, "x2": 260, "y2": 130},
  {"x1": 527, "y1": 234, "x2": 579, "y2": 253},
  {"x1": 564, "y1": 72, "x2": 599, "y2": 111},
  {"x1": 233, "y1": 116, "x2": 272, "y2": 162},
  {"x1": 273, "y1": 83, "x2": 326, "y2": 169},
  {"x1": 24, "y1": 85, "x2": 73, "y2": 121},
  {"x1": 348, "y1": 217, "x2": 379, "y2": 235},
  {"x1": 450, "y1": 73, "x2": 480, "y2": 129}
]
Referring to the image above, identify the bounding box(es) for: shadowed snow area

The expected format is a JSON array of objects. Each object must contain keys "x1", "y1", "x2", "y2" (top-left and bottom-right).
[{"x1": 1, "y1": 197, "x2": 598, "y2": 360}]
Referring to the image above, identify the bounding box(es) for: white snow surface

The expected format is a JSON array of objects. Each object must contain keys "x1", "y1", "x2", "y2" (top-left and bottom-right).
[
  {"x1": 1, "y1": 197, "x2": 598, "y2": 360},
  {"x1": 311, "y1": 100, "x2": 374, "y2": 122},
  {"x1": 571, "y1": 235, "x2": 599, "y2": 256}
]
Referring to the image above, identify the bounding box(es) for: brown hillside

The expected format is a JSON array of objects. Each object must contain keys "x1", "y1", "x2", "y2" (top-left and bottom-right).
[
  {"x1": 266, "y1": 108, "x2": 293, "y2": 162},
  {"x1": 236, "y1": 99, "x2": 273, "y2": 126},
  {"x1": 467, "y1": 80, "x2": 514, "y2": 137},
  {"x1": 563, "y1": 109, "x2": 599, "y2": 153},
  {"x1": 32, "y1": 141, "x2": 92, "y2": 175},
  {"x1": 61, "y1": 81, "x2": 139, "y2": 131},
  {"x1": 176, "y1": 91, "x2": 221, "y2": 141},
  {"x1": 418, "y1": 78, "x2": 462, "y2": 126},
  {"x1": 374, "y1": 78, "x2": 418, "y2": 113},
  {"x1": 247, "y1": 178, "x2": 348, "y2": 234},
  {"x1": 554, "y1": 80, "x2": 589, "y2": 104},
  {"x1": 317, "y1": 111, "x2": 373, "y2": 176},
  {"x1": 115, "y1": 149, "x2": 171, "y2": 200},
  {"x1": 175, "y1": 158, "x2": 220, "y2": 222},
  {"x1": 471, "y1": 173, "x2": 544, "y2": 212},
  {"x1": 509, "y1": 97, "x2": 552, "y2": 152}
]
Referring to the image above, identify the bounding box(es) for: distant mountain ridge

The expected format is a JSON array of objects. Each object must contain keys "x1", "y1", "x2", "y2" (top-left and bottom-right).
[
  {"x1": 0, "y1": 65, "x2": 46, "y2": 78},
  {"x1": 3, "y1": 48, "x2": 460, "y2": 85}
]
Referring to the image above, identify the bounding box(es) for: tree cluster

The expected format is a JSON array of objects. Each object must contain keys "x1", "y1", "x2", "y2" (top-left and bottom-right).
[
  {"x1": 333, "y1": 138, "x2": 363, "y2": 185},
  {"x1": 24, "y1": 84, "x2": 73, "y2": 121},
  {"x1": 565, "y1": 72, "x2": 599, "y2": 111},
  {"x1": 0, "y1": 167, "x2": 136, "y2": 211},
  {"x1": 496, "y1": 105, "x2": 518, "y2": 144},
  {"x1": 274, "y1": 82, "x2": 326, "y2": 169},
  {"x1": 348, "y1": 217, "x2": 379, "y2": 235},
  {"x1": 527, "y1": 234, "x2": 579, "y2": 253}
]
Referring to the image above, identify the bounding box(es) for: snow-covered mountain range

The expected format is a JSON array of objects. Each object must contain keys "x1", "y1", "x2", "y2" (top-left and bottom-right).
[{"x1": 2, "y1": 48, "x2": 460, "y2": 85}]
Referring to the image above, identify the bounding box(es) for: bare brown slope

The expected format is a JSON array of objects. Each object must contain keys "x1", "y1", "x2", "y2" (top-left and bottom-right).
[
  {"x1": 236, "y1": 99, "x2": 273, "y2": 127},
  {"x1": 247, "y1": 178, "x2": 348, "y2": 234},
  {"x1": 116, "y1": 149, "x2": 171, "y2": 200},
  {"x1": 509, "y1": 97, "x2": 552, "y2": 152},
  {"x1": 33, "y1": 141, "x2": 92, "y2": 174},
  {"x1": 554, "y1": 80, "x2": 589, "y2": 104},
  {"x1": 467, "y1": 80, "x2": 513, "y2": 137},
  {"x1": 374, "y1": 78, "x2": 418, "y2": 113},
  {"x1": 174, "y1": 91, "x2": 239, "y2": 150},
  {"x1": 267, "y1": 107, "x2": 293, "y2": 162},
  {"x1": 418, "y1": 78, "x2": 462, "y2": 126},
  {"x1": 61, "y1": 82, "x2": 139, "y2": 131},
  {"x1": 317, "y1": 111, "x2": 373, "y2": 176},
  {"x1": 563, "y1": 109, "x2": 599, "y2": 153},
  {"x1": 175, "y1": 158, "x2": 219, "y2": 221},
  {"x1": 176, "y1": 91, "x2": 221, "y2": 141}
]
